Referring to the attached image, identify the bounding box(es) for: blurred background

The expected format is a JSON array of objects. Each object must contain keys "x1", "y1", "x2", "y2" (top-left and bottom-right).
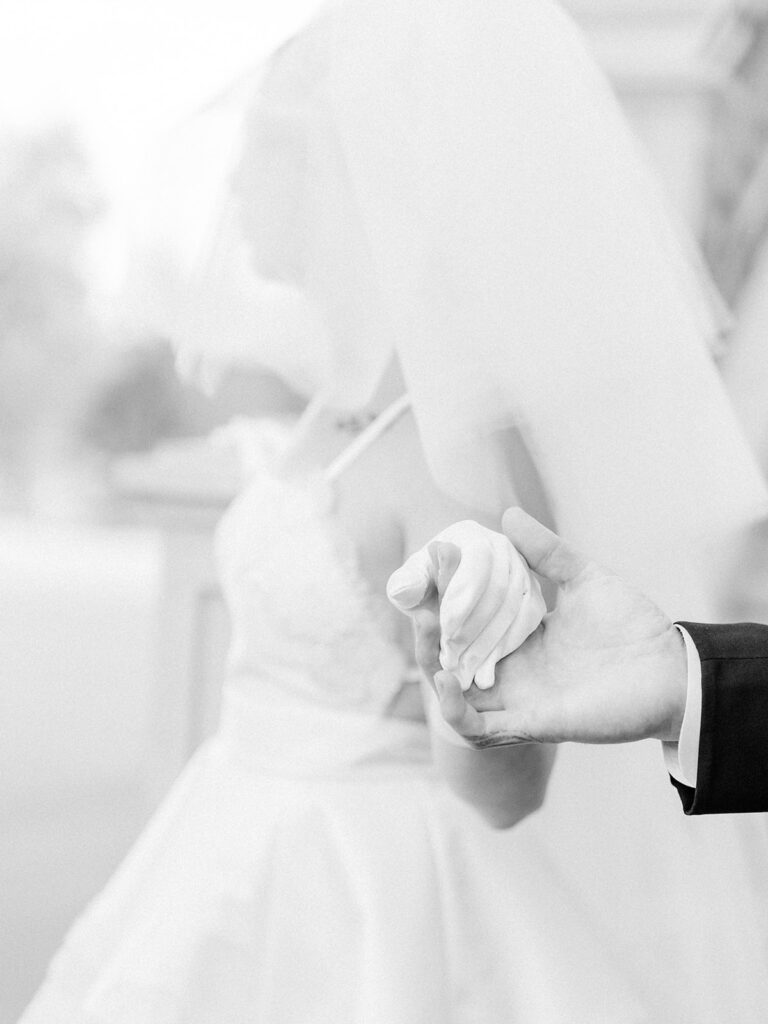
[{"x1": 2, "y1": 0, "x2": 768, "y2": 1018}]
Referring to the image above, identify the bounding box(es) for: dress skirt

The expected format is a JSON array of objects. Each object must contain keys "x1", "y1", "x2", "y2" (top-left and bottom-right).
[{"x1": 20, "y1": 697, "x2": 644, "y2": 1024}]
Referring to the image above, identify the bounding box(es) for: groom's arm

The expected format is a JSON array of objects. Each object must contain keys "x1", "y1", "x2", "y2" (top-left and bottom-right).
[{"x1": 670, "y1": 622, "x2": 768, "y2": 814}]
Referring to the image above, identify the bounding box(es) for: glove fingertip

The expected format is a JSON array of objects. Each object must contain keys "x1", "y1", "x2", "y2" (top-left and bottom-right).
[
  {"x1": 473, "y1": 660, "x2": 497, "y2": 691},
  {"x1": 386, "y1": 564, "x2": 431, "y2": 610}
]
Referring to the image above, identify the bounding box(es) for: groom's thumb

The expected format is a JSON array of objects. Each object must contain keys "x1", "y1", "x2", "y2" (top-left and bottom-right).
[{"x1": 501, "y1": 508, "x2": 590, "y2": 585}]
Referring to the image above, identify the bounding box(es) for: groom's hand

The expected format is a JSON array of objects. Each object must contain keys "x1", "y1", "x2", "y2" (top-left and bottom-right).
[{"x1": 414, "y1": 509, "x2": 688, "y2": 748}]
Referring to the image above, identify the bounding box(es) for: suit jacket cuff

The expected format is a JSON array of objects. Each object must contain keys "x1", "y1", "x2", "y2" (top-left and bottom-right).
[{"x1": 670, "y1": 621, "x2": 768, "y2": 814}]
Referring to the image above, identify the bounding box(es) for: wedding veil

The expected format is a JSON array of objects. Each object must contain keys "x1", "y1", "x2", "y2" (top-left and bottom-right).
[
  {"x1": 165, "y1": 6, "x2": 768, "y2": 998},
  {"x1": 186, "y1": 0, "x2": 767, "y2": 621}
]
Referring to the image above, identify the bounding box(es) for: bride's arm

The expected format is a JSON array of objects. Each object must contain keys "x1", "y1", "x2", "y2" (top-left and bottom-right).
[
  {"x1": 408, "y1": 554, "x2": 556, "y2": 829},
  {"x1": 429, "y1": 711, "x2": 556, "y2": 829},
  {"x1": 340, "y1": 405, "x2": 556, "y2": 828},
  {"x1": 395, "y1": 450, "x2": 556, "y2": 829}
]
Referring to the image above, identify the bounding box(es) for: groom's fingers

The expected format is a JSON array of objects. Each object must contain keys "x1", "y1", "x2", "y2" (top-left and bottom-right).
[
  {"x1": 413, "y1": 605, "x2": 443, "y2": 682},
  {"x1": 434, "y1": 671, "x2": 486, "y2": 736},
  {"x1": 501, "y1": 508, "x2": 592, "y2": 586},
  {"x1": 434, "y1": 672, "x2": 535, "y2": 746},
  {"x1": 411, "y1": 547, "x2": 446, "y2": 681}
]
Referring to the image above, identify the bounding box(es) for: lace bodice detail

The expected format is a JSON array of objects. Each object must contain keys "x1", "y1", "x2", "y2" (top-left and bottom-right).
[{"x1": 214, "y1": 419, "x2": 411, "y2": 713}]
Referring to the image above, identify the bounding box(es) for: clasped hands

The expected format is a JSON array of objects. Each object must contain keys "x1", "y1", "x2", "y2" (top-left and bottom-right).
[{"x1": 387, "y1": 509, "x2": 688, "y2": 748}]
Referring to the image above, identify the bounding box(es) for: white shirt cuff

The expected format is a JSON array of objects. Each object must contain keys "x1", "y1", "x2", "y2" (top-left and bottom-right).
[{"x1": 662, "y1": 624, "x2": 702, "y2": 788}]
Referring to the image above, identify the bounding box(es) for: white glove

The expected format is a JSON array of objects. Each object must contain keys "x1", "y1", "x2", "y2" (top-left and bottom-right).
[{"x1": 387, "y1": 520, "x2": 546, "y2": 691}]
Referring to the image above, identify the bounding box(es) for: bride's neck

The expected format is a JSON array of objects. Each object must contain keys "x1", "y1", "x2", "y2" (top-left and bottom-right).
[
  {"x1": 279, "y1": 357, "x2": 407, "y2": 475},
  {"x1": 280, "y1": 397, "x2": 406, "y2": 478}
]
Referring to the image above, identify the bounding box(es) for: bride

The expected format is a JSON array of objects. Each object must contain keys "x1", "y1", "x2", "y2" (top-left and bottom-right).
[{"x1": 22, "y1": 1, "x2": 768, "y2": 1022}]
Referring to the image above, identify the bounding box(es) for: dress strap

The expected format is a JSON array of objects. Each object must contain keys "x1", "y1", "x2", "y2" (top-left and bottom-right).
[{"x1": 324, "y1": 394, "x2": 412, "y2": 484}]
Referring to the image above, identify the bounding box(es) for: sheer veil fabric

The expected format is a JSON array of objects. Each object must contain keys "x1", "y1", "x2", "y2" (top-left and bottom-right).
[
  {"x1": 180, "y1": 0, "x2": 768, "y2": 620},
  {"x1": 323, "y1": 0, "x2": 768, "y2": 619},
  {"x1": 148, "y1": 1, "x2": 768, "y2": 1019}
]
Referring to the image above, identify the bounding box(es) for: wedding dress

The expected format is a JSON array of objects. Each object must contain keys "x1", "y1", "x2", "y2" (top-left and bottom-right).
[
  {"x1": 40, "y1": 5, "x2": 768, "y2": 1018},
  {"x1": 19, "y1": 409, "x2": 645, "y2": 1024}
]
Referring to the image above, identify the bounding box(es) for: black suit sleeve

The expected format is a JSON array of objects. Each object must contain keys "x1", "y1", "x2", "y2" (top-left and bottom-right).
[{"x1": 671, "y1": 621, "x2": 768, "y2": 814}]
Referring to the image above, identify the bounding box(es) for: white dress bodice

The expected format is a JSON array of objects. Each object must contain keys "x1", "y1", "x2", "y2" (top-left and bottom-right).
[
  {"x1": 212, "y1": 417, "x2": 428, "y2": 778},
  {"x1": 216, "y1": 474, "x2": 409, "y2": 711}
]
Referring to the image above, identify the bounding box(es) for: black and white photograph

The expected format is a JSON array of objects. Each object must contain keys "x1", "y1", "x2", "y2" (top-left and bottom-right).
[{"x1": 3, "y1": 1, "x2": 768, "y2": 1021}]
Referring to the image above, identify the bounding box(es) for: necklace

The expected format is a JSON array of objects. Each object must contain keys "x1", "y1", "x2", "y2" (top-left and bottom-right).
[{"x1": 334, "y1": 410, "x2": 379, "y2": 435}]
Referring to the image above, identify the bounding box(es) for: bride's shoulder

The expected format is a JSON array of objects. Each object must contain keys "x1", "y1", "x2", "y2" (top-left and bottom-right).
[{"x1": 341, "y1": 406, "x2": 424, "y2": 495}]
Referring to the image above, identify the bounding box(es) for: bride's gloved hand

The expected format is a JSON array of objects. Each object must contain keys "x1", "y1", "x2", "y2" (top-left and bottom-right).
[
  {"x1": 387, "y1": 520, "x2": 546, "y2": 691},
  {"x1": 399, "y1": 509, "x2": 688, "y2": 749}
]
